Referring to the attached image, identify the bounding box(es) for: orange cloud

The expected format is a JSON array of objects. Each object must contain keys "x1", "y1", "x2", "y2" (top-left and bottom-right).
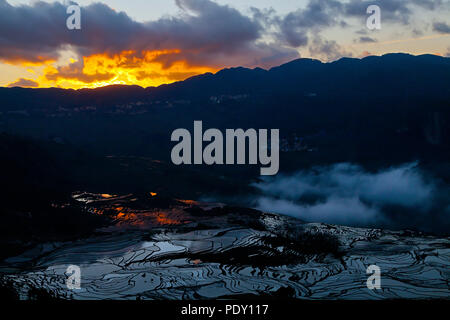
[
  {"x1": 0, "y1": 0, "x2": 300, "y2": 89},
  {"x1": 37, "y1": 50, "x2": 218, "y2": 89}
]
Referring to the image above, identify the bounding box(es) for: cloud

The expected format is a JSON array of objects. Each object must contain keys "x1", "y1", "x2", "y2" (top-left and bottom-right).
[
  {"x1": 355, "y1": 29, "x2": 368, "y2": 35},
  {"x1": 345, "y1": 0, "x2": 447, "y2": 24},
  {"x1": 45, "y1": 59, "x2": 115, "y2": 84},
  {"x1": 257, "y1": 196, "x2": 380, "y2": 226},
  {"x1": 0, "y1": 0, "x2": 447, "y2": 86},
  {"x1": 412, "y1": 28, "x2": 424, "y2": 37},
  {"x1": 308, "y1": 36, "x2": 353, "y2": 61},
  {"x1": 251, "y1": 163, "x2": 450, "y2": 233},
  {"x1": 265, "y1": 0, "x2": 447, "y2": 61},
  {"x1": 7, "y1": 78, "x2": 39, "y2": 88},
  {"x1": 433, "y1": 21, "x2": 450, "y2": 33},
  {"x1": 0, "y1": 0, "x2": 298, "y2": 70},
  {"x1": 344, "y1": 0, "x2": 410, "y2": 24},
  {"x1": 358, "y1": 36, "x2": 377, "y2": 43},
  {"x1": 359, "y1": 50, "x2": 372, "y2": 58},
  {"x1": 278, "y1": 0, "x2": 343, "y2": 47}
]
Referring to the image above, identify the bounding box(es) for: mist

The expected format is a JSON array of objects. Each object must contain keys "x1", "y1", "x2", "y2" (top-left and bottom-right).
[{"x1": 251, "y1": 162, "x2": 450, "y2": 234}]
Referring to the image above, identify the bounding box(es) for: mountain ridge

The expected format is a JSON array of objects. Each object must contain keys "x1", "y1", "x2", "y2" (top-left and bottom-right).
[
  {"x1": 2, "y1": 53, "x2": 449, "y2": 93},
  {"x1": 1, "y1": 52, "x2": 449, "y2": 170}
]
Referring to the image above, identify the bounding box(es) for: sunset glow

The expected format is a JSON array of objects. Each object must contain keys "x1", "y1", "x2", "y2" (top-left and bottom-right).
[
  {"x1": 1, "y1": 0, "x2": 449, "y2": 89},
  {"x1": 16, "y1": 50, "x2": 218, "y2": 89}
]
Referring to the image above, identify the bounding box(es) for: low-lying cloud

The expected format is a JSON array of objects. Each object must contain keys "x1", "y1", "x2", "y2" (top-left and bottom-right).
[{"x1": 252, "y1": 162, "x2": 450, "y2": 234}]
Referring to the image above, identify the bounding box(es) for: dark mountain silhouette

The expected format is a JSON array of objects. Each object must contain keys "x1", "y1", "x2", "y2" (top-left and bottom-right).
[
  {"x1": 1, "y1": 53, "x2": 449, "y2": 106},
  {"x1": 1, "y1": 53, "x2": 449, "y2": 170},
  {"x1": 149, "y1": 53, "x2": 450, "y2": 99}
]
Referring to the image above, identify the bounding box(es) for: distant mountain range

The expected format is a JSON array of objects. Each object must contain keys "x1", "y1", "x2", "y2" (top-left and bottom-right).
[
  {"x1": 1, "y1": 53, "x2": 449, "y2": 171},
  {"x1": 1, "y1": 53, "x2": 449, "y2": 106}
]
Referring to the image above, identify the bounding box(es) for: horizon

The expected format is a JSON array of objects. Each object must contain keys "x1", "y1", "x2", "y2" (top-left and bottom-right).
[
  {"x1": 0, "y1": 0, "x2": 449, "y2": 89},
  {"x1": 2, "y1": 52, "x2": 448, "y2": 90}
]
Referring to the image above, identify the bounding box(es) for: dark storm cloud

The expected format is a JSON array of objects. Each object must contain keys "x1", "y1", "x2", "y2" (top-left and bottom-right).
[
  {"x1": 0, "y1": 0, "x2": 69, "y2": 63},
  {"x1": 0, "y1": 0, "x2": 298, "y2": 68},
  {"x1": 251, "y1": 163, "x2": 450, "y2": 234},
  {"x1": 142, "y1": 0, "x2": 299, "y2": 68},
  {"x1": 0, "y1": 0, "x2": 447, "y2": 68}
]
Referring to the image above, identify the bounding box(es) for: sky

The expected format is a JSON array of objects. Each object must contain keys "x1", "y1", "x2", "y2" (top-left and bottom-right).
[{"x1": 1, "y1": 0, "x2": 449, "y2": 89}]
